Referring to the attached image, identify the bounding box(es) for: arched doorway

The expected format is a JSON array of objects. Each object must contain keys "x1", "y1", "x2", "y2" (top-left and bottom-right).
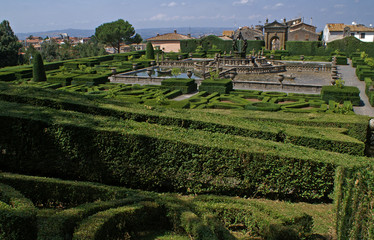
[{"x1": 271, "y1": 37, "x2": 280, "y2": 50}]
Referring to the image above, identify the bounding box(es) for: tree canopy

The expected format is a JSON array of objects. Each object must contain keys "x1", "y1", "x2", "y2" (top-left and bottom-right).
[
  {"x1": 0, "y1": 20, "x2": 22, "y2": 67},
  {"x1": 94, "y1": 19, "x2": 141, "y2": 53}
]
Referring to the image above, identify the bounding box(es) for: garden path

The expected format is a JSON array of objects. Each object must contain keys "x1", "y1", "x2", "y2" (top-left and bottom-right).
[{"x1": 339, "y1": 60, "x2": 374, "y2": 117}]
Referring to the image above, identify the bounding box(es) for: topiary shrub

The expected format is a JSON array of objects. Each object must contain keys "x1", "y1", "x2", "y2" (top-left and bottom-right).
[
  {"x1": 32, "y1": 52, "x2": 46, "y2": 82},
  {"x1": 146, "y1": 41, "x2": 155, "y2": 59}
]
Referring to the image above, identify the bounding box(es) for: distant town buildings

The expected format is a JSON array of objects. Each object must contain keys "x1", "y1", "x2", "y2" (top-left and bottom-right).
[
  {"x1": 147, "y1": 30, "x2": 193, "y2": 52},
  {"x1": 323, "y1": 22, "x2": 374, "y2": 44}
]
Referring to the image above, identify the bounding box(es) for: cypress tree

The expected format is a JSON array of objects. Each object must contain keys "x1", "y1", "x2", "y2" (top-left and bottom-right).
[
  {"x1": 32, "y1": 52, "x2": 46, "y2": 82},
  {"x1": 146, "y1": 41, "x2": 155, "y2": 59}
]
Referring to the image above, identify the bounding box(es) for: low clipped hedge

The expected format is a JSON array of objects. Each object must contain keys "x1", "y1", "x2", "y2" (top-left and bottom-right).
[
  {"x1": 245, "y1": 102, "x2": 281, "y2": 112},
  {"x1": 321, "y1": 86, "x2": 361, "y2": 106},
  {"x1": 365, "y1": 77, "x2": 374, "y2": 106},
  {"x1": 161, "y1": 78, "x2": 197, "y2": 94},
  {"x1": 0, "y1": 72, "x2": 16, "y2": 82},
  {"x1": 48, "y1": 73, "x2": 81, "y2": 86},
  {"x1": 0, "y1": 173, "x2": 129, "y2": 207},
  {"x1": 72, "y1": 74, "x2": 109, "y2": 86},
  {"x1": 0, "y1": 183, "x2": 37, "y2": 240},
  {"x1": 334, "y1": 56, "x2": 348, "y2": 65},
  {"x1": 199, "y1": 79, "x2": 233, "y2": 94},
  {"x1": 72, "y1": 202, "x2": 165, "y2": 240}
]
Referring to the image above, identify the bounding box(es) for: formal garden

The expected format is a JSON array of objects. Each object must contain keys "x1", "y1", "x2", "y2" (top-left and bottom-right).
[{"x1": 1, "y1": 26, "x2": 374, "y2": 239}]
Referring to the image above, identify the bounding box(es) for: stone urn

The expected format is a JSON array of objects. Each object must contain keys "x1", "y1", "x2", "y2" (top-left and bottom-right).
[
  {"x1": 111, "y1": 68, "x2": 117, "y2": 74},
  {"x1": 331, "y1": 79, "x2": 336, "y2": 85},
  {"x1": 178, "y1": 55, "x2": 182, "y2": 60},
  {"x1": 150, "y1": 60, "x2": 156, "y2": 66},
  {"x1": 278, "y1": 74, "x2": 285, "y2": 85},
  {"x1": 132, "y1": 63, "x2": 137, "y2": 70},
  {"x1": 187, "y1": 70, "x2": 193, "y2": 79},
  {"x1": 369, "y1": 119, "x2": 374, "y2": 130},
  {"x1": 270, "y1": 54, "x2": 274, "y2": 60},
  {"x1": 300, "y1": 55, "x2": 305, "y2": 61},
  {"x1": 189, "y1": 53, "x2": 193, "y2": 58},
  {"x1": 146, "y1": 68, "x2": 153, "y2": 78},
  {"x1": 229, "y1": 72, "x2": 236, "y2": 80}
]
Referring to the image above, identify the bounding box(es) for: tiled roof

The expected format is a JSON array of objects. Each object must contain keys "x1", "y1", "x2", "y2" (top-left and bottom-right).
[
  {"x1": 327, "y1": 23, "x2": 374, "y2": 32},
  {"x1": 147, "y1": 31, "x2": 193, "y2": 41}
]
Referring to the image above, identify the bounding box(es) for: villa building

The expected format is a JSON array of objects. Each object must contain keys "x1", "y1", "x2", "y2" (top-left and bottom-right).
[
  {"x1": 147, "y1": 30, "x2": 193, "y2": 52},
  {"x1": 323, "y1": 23, "x2": 374, "y2": 44},
  {"x1": 264, "y1": 18, "x2": 319, "y2": 50}
]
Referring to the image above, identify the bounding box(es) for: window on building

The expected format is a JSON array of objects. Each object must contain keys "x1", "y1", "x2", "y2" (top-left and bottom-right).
[
  {"x1": 351, "y1": 33, "x2": 355, "y2": 36},
  {"x1": 360, "y1": 33, "x2": 365, "y2": 39}
]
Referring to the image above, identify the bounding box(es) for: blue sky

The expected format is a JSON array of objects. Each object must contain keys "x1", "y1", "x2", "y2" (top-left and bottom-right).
[{"x1": 1, "y1": 0, "x2": 373, "y2": 33}]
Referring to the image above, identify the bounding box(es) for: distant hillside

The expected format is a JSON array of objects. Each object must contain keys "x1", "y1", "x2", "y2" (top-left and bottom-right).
[
  {"x1": 16, "y1": 29, "x2": 95, "y2": 40},
  {"x1": 16, "y1": 27, "x2": 234, "y2": 40}
]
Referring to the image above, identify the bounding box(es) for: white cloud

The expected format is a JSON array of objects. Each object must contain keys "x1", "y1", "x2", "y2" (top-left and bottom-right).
[
  {"x1": 148, "y1": 14, "x2": 235, "y2": 22},
  {"x1": 161, "y1": 1, "x2": 178, "y2": 7},
  {"x1": 233, "y1": 0, "x2": 254, "y2": 6},
  {"x1": 263, "y1": 2, "x2": 284, "y2": 10},
  {"x1": 334, "y1": 4, "x2": 345, "y2": 8}
]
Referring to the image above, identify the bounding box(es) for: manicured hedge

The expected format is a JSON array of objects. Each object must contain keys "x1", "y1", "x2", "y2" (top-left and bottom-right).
[
  {"x1": 0, "y1": 83, "x2": 367, "y2": 155},
  {"x1": 334, "y1": 56, "x2": 348, "y2": 65},
  {"x1": 286, "y1": 41, "x2": 326, "y2": 56},
  {"x1": 48, "y1": 73, "x2": 81, "y2": 86},
  {"x1": 161, "y1": 78, "x2": 197, "y2": 94},
  {"x1": 199, "y1": 79, "x2": 233, "y2": 94},
  {"x1": 0, "y1": 71, "x2": 16, "y2": 82},
  {"x1": 0, "y1": 102, "x2": 371, "y2": 201},
  {"x1": 0, "y1": 173, "x2": 130, "y2": 207},
  {"x1": 0, "y1": 183, "x2": 37, "y2": 240},
  {"x1": 365, "y1": 77, "x2": 374, "y2": 106},
  {"x1": 180, "y1": 36, "x2": 264, "y2": 54},
  {"x1": 321, "y1": 86, "x2": 361, "y2": 106},
  {"x1": 72, "y1": 74, "x2": 109, "y2": 86},
  {"x1": 327, "y1": 36, "x2": 374, "y2": 58},
  {"x1": 334, "y1": 166, "x2": 374, "y2": 240},
  {"x1": 72, "y1": 202, "x2": 165, "y2": 240}
]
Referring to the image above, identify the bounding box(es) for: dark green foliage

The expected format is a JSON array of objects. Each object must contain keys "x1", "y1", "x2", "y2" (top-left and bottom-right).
[
  {"x1": 0, "y1": 20, "x2": 22, "y2": 67},
  {"x1": 0, "y1": 183, "x2": 37, "y2": 240},
  {"x1": 0, "y1": 72, "x2": 16, "y2": 81},
  {"x1": 32, "y1": 52, "x2": 47, "y2": 82},
  {"x1": 286, "y1": 41, "x2": 326, "y2": 56},
  {"x1": 334, "y1": 56, "x2": 348, "y2": 65},
  {"x1": 364, "y1": 77, "x2": 374, "y2": 106},
  {"x1": 321, "y1": 86, "x2": 361, "y2": 106},
  {"x1": 327, "y1": 36, "x2": 374, "y2": 58},
  {"x1": 180, "y1": 36, "x2": 264, "y2": 54},
  {"x1": 146, "y1": 41, "x2": 155, "y2": 59},
  {"x1": 72, "y1": 202, "x2": 165, "y2": 240},
  {"x1": 0, "y1": 173, "x2": 130, "y2": 207},
  {"x1": 161, "y1": 78, "x2": 197, "y2": 94},
  {"x1": 48, "y1": 73, "x2": 81, "y2": 86},
  {"x1": 245, "y1": 102, "x2": 281, "y2": 111},
  {"x1": 72, "y1": 74, "x2": 109, "y2": 86},
  {"x1": 199, "y1": 79, "x2": 233, "y2": 94},
  {"x1": 334, "y1": 166, "x2": 374, "y2": 240},
  {"x1": 0, "y1": 102, "x2": 369, "y2": 201}
]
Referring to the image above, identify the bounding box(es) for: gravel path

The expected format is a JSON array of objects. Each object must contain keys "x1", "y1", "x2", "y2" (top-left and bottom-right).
[{"x1": 339, "y1": 60, "x2": 374, "y2": 117}]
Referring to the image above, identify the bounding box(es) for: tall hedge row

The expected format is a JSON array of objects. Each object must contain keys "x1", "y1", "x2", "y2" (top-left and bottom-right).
[
  {"x1": 0, "y1": 104, "x2": 372, "y2": 202},
  {"x1": 334, "y1": 166, "x2": 374, "y2": 240},
  {"x1": 180, "y1": 35, "x2": 264, "y2": 54}
]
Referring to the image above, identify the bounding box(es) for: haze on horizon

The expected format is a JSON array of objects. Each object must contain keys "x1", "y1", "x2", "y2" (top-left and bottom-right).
[{"x1": 1, "y1": 0, "x2": 373, "y2": 34}]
